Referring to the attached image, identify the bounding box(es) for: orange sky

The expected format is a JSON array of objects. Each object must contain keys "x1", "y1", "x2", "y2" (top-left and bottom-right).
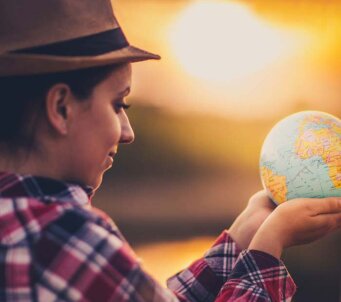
[{"x1": 113, "y1": 0, "x2": 341, "y2": 119}]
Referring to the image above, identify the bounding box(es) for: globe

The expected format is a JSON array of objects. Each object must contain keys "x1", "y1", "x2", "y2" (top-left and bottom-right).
[{"x1": 260, "y1": 111, "x2": 341, "y2": 205}]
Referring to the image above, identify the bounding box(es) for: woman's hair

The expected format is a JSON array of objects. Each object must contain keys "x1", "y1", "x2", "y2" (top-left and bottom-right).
[{"x1": 0, "y1": 64, "x2": 119, "y2": 153}]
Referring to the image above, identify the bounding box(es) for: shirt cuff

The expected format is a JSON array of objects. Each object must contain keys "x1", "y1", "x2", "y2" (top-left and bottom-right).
[
  {"x1": 224, "y1": 249, "x2": 297, "y2": 301},
  {"x1": 203, "y1": 230, "x2": 242, "y2": 281},
  {"x1": 167, "y1": 230, "x2": 242, "y2": 300}
]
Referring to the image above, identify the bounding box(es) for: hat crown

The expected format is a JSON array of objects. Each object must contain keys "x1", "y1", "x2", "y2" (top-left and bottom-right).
[{"x1": 0, "y1": 0, "x2": 119, "y2": 53}]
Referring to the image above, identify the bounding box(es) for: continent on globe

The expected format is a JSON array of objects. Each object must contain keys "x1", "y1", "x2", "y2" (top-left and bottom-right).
[
  {"x1": 260, "y1": 167, "x2": 288, "y2": 204},
  {"x1": 295, "y1": 115, "x2": 341, "y2": 189},
  {"x1": 260, "y1": 111, "x2": 341, "y2": 205}
]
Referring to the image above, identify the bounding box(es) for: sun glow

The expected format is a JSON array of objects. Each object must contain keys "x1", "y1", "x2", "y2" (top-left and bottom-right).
[{"x1": 168, "y1": 1, "x2": 301, "y2": 82}]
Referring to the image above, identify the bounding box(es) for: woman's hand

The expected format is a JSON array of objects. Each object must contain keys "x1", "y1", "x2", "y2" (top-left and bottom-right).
[
  {"x1": 249, "y1": 197, "x2": 341, "y2": 258},
  {"x1": 228, "y1": 190, "x2": 276, "y2": 249}
]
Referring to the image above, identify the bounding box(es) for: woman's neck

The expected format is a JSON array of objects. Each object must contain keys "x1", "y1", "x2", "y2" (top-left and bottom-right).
[{"x1": 0, "y1": 146, "x2": 60, "y2": 180}]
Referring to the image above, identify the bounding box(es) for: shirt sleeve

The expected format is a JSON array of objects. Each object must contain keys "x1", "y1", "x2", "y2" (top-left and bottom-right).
[
  {"x1": 167, "y1": 231, "x2": 297, "y2": 302},
  {"x1": 33, "y1": 208, "x2": 185, "y2": 302},
  {"x1": 216, "y1": 250, "x2": 297, "y2": 302},
  {"x1": 33, "y1": 209, "x2": 296, "y2": 302},
  {"x1": 167, "y1": 230, "x2": 241, "y2": 301}
]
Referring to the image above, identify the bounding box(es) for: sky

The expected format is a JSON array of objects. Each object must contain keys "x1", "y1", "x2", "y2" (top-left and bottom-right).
[{"x1": 113, "y1": 0, "x2": 341, "y2": 119}]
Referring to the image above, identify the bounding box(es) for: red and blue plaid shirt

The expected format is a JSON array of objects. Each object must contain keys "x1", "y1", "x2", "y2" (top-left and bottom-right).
[{"x1": 0, "y1": 172, "x2": 296, "y2": 301}]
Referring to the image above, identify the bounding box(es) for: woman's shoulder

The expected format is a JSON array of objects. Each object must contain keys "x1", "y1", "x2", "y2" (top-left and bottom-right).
[
  {"x1": 0, "y1": 196, "x2": 124, "y2": 247},
  {"x1": 36, "y1": 200, "x2": 125, "y2": 244}
]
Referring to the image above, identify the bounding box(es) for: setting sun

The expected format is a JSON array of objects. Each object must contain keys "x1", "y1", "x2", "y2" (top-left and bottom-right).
[{"x1": 168, "y1": 1, "x2": 301, "y2": 82}]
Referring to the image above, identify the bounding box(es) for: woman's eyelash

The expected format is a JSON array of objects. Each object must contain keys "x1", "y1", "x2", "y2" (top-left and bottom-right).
[
  {"x1": 118, "y1": 103, "x2": 131, "y2": 110},
  {"x1": 115, "y1": 102, "x2": 131, "y2": 110}
]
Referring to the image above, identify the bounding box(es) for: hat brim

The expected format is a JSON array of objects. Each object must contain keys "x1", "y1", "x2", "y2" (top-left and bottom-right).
[{"x1": 0, "y1": 45, "x2": 160, "y2": 76}]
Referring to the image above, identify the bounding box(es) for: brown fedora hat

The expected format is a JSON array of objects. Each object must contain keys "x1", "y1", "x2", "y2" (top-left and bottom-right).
[{"x1": 0, "y1": 0, "x2": 160, "y2": 76}]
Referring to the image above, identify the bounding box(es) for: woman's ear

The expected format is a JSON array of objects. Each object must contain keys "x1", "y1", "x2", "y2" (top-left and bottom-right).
[{"x1": 45, "y1": 83, "x2": 73, "y2": 135}]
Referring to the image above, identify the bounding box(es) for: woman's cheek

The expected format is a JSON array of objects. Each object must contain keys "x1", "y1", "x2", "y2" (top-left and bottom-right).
[{"x1": 108, "y1": 116, "x2": 122, "y2": 144}]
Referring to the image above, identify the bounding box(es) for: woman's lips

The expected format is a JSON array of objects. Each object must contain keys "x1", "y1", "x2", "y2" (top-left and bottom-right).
[
  {"x1": 106, "y1": 154, "x2": 115, "y2": 167},
  {"x1": 106, "y1": 148, "x2": 118, "y2": 167}
]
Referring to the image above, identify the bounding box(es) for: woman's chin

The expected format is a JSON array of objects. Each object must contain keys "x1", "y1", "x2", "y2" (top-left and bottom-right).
[
  {"x1": 73, "y1": 169, "x2": 108, "y2": 191},
  {"x1": 90, "y1": 174, "x2": 104, "y2": 191},
  {"x1": 76, "y1": 172, "x2": 104, "y2": 192}
]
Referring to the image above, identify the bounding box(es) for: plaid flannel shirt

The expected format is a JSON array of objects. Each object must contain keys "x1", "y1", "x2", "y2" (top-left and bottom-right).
[{"x1": 0, "y1": 172, "x2": 296, "y2": 301}]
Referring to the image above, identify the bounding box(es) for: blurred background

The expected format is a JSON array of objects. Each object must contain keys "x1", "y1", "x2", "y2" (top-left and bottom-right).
[{"x1": 95, "y1": 1, "x2": 341, "y2": 301}]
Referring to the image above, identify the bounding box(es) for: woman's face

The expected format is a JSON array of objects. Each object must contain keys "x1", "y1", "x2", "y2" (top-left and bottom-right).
[{"x1": 66, "y1": 63, "x2": 134, "y2": 190}]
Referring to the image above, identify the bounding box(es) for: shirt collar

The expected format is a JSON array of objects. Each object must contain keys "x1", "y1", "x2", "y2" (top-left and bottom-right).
[{"x1": 0, "y1": 171, "x2": 94, "y2": 207}]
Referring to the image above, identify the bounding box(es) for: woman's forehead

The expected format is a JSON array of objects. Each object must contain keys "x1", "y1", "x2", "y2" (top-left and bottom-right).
[{"x1": 100, "y1": 63, "x2": 132, "y2": 95}]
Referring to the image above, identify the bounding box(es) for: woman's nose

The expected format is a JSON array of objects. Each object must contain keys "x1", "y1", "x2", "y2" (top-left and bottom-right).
[{"x1": 119, "y1": 113, "x2": 135, "y2": 144}]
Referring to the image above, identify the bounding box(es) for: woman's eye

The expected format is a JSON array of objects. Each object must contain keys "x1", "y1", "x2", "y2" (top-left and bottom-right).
[{"x1": 114, "y1": 102, "x2": 131, "y2": 112}]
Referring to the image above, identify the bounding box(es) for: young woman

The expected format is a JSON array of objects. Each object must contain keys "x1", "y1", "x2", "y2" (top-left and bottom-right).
[{"x1": 0, "y1": 1, "x2": 340, "y2": 301}]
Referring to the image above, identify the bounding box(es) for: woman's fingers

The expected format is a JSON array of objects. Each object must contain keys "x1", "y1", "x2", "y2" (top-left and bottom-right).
[
  {"x1": 313, "y1": 212, "x2": 341, "y2": 232},
  {"x1": 287, "y1": 197, "x2": 341, "y2": 216},
  {"x1": 248, "y1": 190, "x2": 275, "y2": 209},
  {"x1": 309, "y1": 198, "x2": 341, "y2": 216}
]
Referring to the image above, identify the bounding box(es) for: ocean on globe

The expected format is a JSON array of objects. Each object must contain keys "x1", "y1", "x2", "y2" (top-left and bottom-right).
[{"x1": 260, "y1": 111, "x2": 341, "y2": 205}]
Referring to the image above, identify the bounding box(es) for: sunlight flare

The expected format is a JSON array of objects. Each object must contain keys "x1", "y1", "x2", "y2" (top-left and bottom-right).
[{"x1": 168, "y1": 1, "x2": 301, "y2": 82}]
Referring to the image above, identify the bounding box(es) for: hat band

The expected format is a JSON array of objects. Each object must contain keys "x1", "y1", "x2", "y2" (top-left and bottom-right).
[{"x1": 11, "y1": 28, "x2": 129, "y2": 57}]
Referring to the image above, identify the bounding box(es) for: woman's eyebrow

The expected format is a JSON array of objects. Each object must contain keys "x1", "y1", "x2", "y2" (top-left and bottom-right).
[{"x1": 117, "y1": 87, "x2": 131, "y2": 97}]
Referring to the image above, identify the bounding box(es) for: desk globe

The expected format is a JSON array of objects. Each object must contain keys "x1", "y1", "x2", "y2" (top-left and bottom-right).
[{"x1": 260, "y1": 111, "x2": 341, "y2": 205}]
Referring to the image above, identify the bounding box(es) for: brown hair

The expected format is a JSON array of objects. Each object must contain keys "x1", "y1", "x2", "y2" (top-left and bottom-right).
[{"x1": 0, "y1": 64, "x2": 119, "y2": 152}]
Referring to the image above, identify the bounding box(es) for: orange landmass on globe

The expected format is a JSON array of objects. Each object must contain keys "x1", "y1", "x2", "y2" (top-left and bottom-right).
[
  {"x1": 295, "y1": 116, "x2": 341, "y2": 188},
  {"x1": 261, "y1": 166, "x2": 288, "y2": 204}
]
